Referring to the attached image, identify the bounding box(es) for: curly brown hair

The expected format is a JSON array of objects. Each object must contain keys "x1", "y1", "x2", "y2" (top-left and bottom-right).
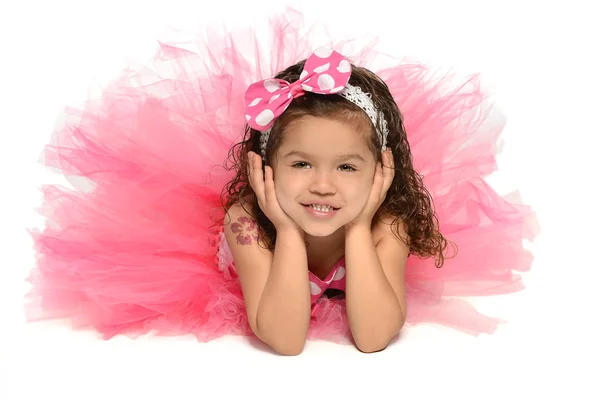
[{"x1": 221, "y1": 58, "x2": 454, "y2": 267}]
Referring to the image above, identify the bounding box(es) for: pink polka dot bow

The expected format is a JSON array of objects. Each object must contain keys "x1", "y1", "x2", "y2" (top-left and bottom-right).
[{"x1": 244, "y1": 48, "x2": 352, "y2": 131}]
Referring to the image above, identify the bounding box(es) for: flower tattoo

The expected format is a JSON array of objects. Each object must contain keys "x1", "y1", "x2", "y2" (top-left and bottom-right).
[{"x1": 230, "y1": 216, "x2": 259, "y2": 245}]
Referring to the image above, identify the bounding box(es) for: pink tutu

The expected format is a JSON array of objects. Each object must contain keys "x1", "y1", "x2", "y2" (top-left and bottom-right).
[{"x1": 25, "y1": 12, "x2": 539, "y2": 344}]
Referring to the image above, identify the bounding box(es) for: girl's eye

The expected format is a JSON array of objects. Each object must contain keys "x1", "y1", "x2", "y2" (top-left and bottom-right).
[
  {"x1": 338, "y1": 164, "x2": 356, "y2": 172},
  {"x1": 292, "y1": 162, "x2": 311, "y2": 169}
]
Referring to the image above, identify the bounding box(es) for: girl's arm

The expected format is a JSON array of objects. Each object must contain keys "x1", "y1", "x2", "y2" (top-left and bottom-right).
[
  {"x1": 224, "y1": 204, "x2": 311, "y2": 355},
  {"x1": 344, "y1": 217, "x2": 409, "y2": 353}
]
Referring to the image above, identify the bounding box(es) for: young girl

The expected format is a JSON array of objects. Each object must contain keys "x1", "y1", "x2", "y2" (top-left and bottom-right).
[
  {"x1": 25, "y1": 16, "x2": 538, "y2": 354},
  {"x1": 221, "y1": 49, "x2": 447, "y2": 354}
]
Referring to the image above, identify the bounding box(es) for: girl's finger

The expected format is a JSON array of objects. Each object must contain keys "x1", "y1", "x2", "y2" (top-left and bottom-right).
[
  {"x1": 248, "y1": 152, "x2": 266, "y2": 205},
  {"x1": 247, "y1": 152, "x2": 255, "y2": 186},
  {"x1": 246, "y1": 154, "x2": 252, "y2": 184},
  {"x1": 382, "y1": 150, "x2": 395, "y2": 191},
  {"x1": 264, "y1": 166, "x2": 277, "y2": 205},
  {"x1": 372, "y1": 163, "x2": 384, "y2": 197}
]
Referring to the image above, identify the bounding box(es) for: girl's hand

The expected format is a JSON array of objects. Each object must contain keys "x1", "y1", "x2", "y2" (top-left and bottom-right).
[
  {"x1": 247, "y1": 151, "x2": 301, "y2": 233},
  {"x1": 347, "y1": 149, "x2": 395, "y2": 230}
]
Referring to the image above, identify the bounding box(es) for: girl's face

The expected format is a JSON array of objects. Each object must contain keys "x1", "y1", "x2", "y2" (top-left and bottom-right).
[{"x1": 273, "y1": 115, "x2": 377, "y2": 237}]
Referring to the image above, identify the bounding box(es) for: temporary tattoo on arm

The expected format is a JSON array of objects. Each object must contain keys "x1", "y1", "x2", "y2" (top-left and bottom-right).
[{"x1": 230, "y1": 216, "x2": 259, "y2": 245}]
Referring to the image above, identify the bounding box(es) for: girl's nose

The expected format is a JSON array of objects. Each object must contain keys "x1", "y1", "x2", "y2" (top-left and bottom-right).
[{"x1": 308, "y1": 172, "x2": 336, "y2": 195}]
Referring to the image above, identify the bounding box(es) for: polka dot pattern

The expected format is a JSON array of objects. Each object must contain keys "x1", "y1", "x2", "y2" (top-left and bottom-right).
[
  {"x1": 310, "y1": 281, "x2": 322, "y2": 296},
  {"x1": 307, "y1": 259, "x2": 347, "y2": 304},
  {"x1": 244, "y1": 50, "x2": 352, "y2": 131}
]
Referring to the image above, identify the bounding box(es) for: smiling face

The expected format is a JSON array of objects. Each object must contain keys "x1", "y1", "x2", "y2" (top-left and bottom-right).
[{"x1": 272, "y1": 115, "x2": 377, "y2": 237}]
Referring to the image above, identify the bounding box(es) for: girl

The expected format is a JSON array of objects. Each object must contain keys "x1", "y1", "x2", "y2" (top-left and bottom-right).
[
  {"x1": 25, "y1": 16, "x2": 538, "y2": 354},
  {"x1": 222, "y1": 49, "x2": 447, "y2": 354}
]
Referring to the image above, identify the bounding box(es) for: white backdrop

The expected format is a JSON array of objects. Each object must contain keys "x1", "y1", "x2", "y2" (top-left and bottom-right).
[{"x1": 0, "y1": 0, "x2": 598, "y2": 397}]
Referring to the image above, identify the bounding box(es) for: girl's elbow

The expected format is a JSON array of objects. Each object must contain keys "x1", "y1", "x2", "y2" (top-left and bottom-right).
[
  {"x1": 355, "y1": 338, "x2": 390, "y2": 353},
  {"x1": 274, "y1": 343, "x2": 305, "y2": 356},
  {"x1": 353, "y1": 321, "x2": 404, "y2": 353},
  {"x1": 254, "y1": 326, "x2": 307, "y2": 356},
  {"x1": 269, "y1": 336, "x2": 306, "y2": 356}
]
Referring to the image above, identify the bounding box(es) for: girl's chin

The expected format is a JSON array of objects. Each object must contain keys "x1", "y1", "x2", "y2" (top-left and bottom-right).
[
  {"x1": 297, "y1": 220, "x2": 347, "y2": 238},
  {"x1": 302, "y1": 228, "x2": 338, "y2": 238}
]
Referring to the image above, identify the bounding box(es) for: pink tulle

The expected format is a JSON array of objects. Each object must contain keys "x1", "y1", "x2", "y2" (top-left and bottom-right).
[{"x1": 25, "y1": 10, "x2": 538, "y2": 343}]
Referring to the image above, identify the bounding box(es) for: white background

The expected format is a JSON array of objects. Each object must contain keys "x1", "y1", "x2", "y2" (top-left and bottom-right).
[{"x1": 0, "y1": 0, "x2": 598, "y2": 398}]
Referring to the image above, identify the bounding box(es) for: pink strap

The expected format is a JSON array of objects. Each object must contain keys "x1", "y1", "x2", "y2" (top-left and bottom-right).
[{"x1": 308, "y1": 259, "x2": 346, "y2": 303}]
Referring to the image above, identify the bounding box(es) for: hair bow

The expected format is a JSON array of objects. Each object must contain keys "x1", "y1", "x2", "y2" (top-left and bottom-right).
[{"x1": 244, "y1": 49, "x2": 352, "y2": 131}]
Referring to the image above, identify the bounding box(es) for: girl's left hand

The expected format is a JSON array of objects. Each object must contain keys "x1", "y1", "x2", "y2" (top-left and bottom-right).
[{"x1": 346, "y1": 149, "x2": 395, "y2": 230}]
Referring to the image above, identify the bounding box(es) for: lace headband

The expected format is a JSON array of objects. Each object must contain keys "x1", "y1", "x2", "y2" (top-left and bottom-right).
[{"x1": 244, "y1": 49, "x2": 389, "y2": 159}]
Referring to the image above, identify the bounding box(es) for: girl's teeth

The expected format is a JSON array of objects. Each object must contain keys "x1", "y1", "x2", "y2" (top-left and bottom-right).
[{"x1": 310, "y1": 204, "x2": 332, "y2": 212}]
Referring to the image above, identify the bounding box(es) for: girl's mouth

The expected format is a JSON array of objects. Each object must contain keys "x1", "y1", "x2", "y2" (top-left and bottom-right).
[{"x1": 302, "y1": 204, "x2": 340, "y2": 218}]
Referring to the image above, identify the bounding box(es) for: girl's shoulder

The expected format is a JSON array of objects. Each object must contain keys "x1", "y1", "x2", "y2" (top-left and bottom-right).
[
  {"x1": 372, "y1": 213, "x2": 409, "y2": 246},
  {"x1": 224, "y1": 200, "x2": 259, "y2": 240},
  {"x1": 223, "y1": 197, "x2": 274, "y2": 250},
  {"x1": 224, "y1": 196, "x2": 256, "y2": 223}
]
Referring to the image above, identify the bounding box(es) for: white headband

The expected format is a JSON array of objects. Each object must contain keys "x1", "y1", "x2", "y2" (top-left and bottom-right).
[{"x1": 260, "y1": 83, "x2": 389, "y2": 159}]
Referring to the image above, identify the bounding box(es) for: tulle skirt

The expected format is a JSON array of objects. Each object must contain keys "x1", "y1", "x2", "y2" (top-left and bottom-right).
[{"x1": 25, "y1": 11, "x2": 539, "y2": 343}]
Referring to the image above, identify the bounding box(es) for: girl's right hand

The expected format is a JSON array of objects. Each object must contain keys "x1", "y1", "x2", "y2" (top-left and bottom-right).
[{"x1": 247, "y1": 151, "x2": 301, "y2": 233}]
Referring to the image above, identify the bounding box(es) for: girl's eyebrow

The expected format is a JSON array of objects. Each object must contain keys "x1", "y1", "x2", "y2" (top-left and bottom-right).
[
  {"x1": 283, "y1": 150, "x2": 366, "y2": 162},
  {"x1": 336, "y1": 153, "x2": 366, "y2": 162}
]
